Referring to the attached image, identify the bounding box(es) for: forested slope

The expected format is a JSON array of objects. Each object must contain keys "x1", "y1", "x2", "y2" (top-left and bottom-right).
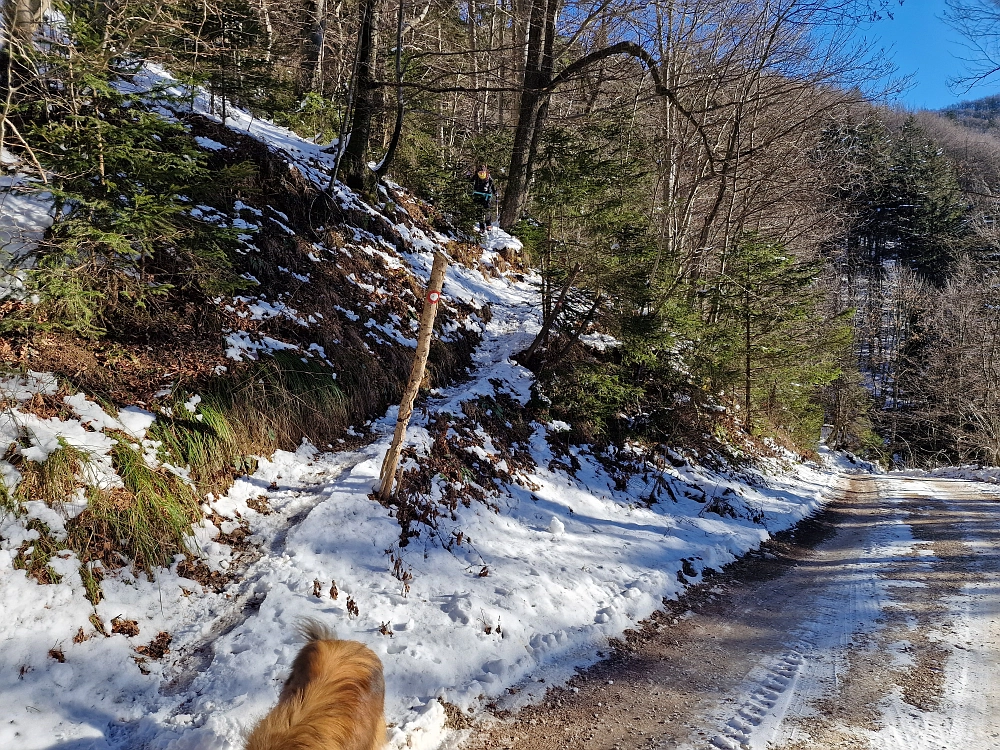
[
  {"x1": 3, "y1": 0, "x2": 1000, "y2": 745},
  {"x1": 0, "y1": 57, "x2": 847, "y2": 749}
]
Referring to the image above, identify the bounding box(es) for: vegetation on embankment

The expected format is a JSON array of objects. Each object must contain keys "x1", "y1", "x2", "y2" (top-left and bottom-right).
[{"x1": 6, "y1": 0, "x2": 1000, "y2": 596}]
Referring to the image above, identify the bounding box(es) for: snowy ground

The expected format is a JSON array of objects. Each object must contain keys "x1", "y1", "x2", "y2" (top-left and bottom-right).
[
  {"x1": 0, "y1": 268, "x2": 840, "y2": 750},
  {"x1": 0, "y1": 148, "x2": 54, "y2": 299},
  {"x1": 1, "y1": 80, "x2": 846, "y2": 750},
  {"x1": 459, "y1": 473, "x2": 1000, "y2": 750}
]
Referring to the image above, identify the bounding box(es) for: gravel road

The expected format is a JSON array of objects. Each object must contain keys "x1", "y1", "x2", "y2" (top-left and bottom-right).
[{"x1": 460, "y1": 474, "x2": 1000, "y2": 750}]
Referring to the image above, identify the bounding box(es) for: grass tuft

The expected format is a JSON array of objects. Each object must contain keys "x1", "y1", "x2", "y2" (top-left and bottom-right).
[
  {"x1": 151, "y1": 352, "x2": 349, "y2": 496},
  {"x1": 79, "y1": 563, "x2": 104, "y2": 605},
  {"x1": 12, "y1": 439, "x2": 90, "y2": 508},
  {"x1": 0, "y1": 481, "x2": 18, "y2": 518},
  {"x1": 150, "y1": 400, "x2": 247, "y2": 498},
  {"x1": 65, "y1": 443, "x2": 201, "y2": 575},
  {"x1": 13, "y1": 519, "x2": 63, "y2": 584},
  {"x1": 4, "y1": 435, "x2": 203, "y2": 594}
]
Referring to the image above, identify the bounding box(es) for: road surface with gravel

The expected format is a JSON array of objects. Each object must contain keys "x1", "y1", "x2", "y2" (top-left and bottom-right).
[{"x1": 460, "y1": 473, "x2": 1000, "y2": 750}]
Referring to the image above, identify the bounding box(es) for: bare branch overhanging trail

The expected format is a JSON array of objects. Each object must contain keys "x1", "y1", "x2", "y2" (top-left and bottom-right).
[{"x1": 462, "y1": 474, "x2": 1000, "y2": 750}]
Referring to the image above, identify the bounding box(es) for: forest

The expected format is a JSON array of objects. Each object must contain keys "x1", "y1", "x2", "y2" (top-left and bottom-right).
[
  {"x1": 3, "y1": 0, "x2": 1000, "y2": 471},
  {"x1": 8, "y1": 3, "x2": 1000, "y2": 747}
]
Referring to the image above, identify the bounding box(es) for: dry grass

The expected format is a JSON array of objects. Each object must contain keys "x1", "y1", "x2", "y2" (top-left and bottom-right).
[
  {"x1": 13, "y1": 519, "x2": 63, "y2": 585},
  {"x1": 66, "y1": 443, "x2": 201, "y2": 576},
  {"x1": 385, "y1": 393, "x2": 535, "y2": 546},
  {"x1": 12, "y1": 440, "x2": 89, "y2": 509},
  {"x1": 151, "y1": 352, "x2": 352, "y2": 497},
  {"x1": 4, "y1": 435, "x2": 205, "y2": 600}
]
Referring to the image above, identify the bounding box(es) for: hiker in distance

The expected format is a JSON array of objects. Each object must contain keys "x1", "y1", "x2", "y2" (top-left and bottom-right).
[{"x1": 471, "y1": 163, "x2": 498, "y2": 232}]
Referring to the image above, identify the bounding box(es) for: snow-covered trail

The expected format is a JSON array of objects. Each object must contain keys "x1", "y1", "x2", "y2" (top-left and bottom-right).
[
  {"x1": 851, "y1": 476, "x2": 1000, "y2": 750},
  {"x1": 737, "y1": 474, "x2": 1000, "y2": 750},
  {"x1": 464, "y1": 474, "x2": 1000, "y2": 750},
  {"x1": 0, "y1": 263, "x2": 837, "y2": 750}
]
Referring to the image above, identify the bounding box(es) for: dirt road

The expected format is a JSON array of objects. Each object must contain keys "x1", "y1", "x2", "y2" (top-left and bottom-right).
[{"x1": 460, "y1": 474, "x2": 1000, "y2": 750}]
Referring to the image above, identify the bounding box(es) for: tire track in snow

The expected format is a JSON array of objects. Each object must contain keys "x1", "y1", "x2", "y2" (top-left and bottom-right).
[
  {"x1": 458, "y1": 472, "x2": 1000, "y2": 750},
  {"x1": 463, "y1": 473, "x2": 872, "y2": 750},
  {"x1": 762, "y1": 476, "x2": 1000, "y2": 749},
  {"x1": 706, "y1": 475, "x2": 897, "y2": 750},
  {"x1": 708, "y1": 649, "x2": 805, "y2": 749},
  {"x1": 857, "y1": 478, "x2": 1000, "y2": 750}
]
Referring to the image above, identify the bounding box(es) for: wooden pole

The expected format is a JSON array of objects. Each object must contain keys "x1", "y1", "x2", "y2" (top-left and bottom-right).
[{"x1": 378, "y1": 251, "x2": 450, "y2": 500}]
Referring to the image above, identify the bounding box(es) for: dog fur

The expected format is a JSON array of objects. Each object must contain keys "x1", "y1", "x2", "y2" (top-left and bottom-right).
[{"x1": 245, "y1": 620, "x2": 386, "y2": 750}]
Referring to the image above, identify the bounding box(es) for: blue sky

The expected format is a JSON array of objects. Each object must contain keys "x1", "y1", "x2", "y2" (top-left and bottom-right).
[{"x1": 856, "y1": 0, "x2": 997, "y2": 110}]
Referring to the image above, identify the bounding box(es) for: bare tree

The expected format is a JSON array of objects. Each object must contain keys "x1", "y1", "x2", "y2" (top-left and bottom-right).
[
  {"x1": 946, "y1": 0, "x2": 1000, "y2": 90},
  {"x1": 907, "y1": 256, "x2": 1000, "y2": 464}
]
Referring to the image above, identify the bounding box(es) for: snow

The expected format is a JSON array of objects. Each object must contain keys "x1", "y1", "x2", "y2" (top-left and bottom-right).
[
  {"x1": 914, "y1": 464, "x2": 1000, "y2": 485},
  {"x1": 860, "y1": 477, "x2": 1000, "y2": 750},
  {"x1": 224, "y1": 330, "x2": 300, "y2": 361},
  {"x1": 194, "y1": 136, "x2": 227, "y2": 151},
  {"x1": 0, "y1": 175, "x2": 54, "y2": 258},
  {"x1": 63, "y1": 393, "x2": 155, "y2": 439},
  {"x1": 0, "y1": 370, "x2": 59, "y2": 400},
  {"x1": 703, "y1": 474, "x2": 1000, "y2": 750},
  {"x1": 0, "y1": 244, "x2": 842, "y2": 750},
  {"x1": 1, "y1": 70, "x2": 858, "y2": 750},
  {"x1": 0, "y1": 173, "x2": 55, "y2": 298},
  {"x1": 578, "y1": 332, "x2": 621, "y2": 351}
]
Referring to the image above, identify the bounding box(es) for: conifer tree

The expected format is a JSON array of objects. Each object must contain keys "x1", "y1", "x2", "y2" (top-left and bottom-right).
[
  {"x1": 3, "y1": 1, "x2": 247, "y2": 338},
  {"x1": 705, "y1": 235, "x2": 850, "y2": 443}
]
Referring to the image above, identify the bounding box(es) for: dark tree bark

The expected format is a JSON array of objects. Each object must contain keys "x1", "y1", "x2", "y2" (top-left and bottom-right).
[
  {"x1": 498, "y1": 36, "x2": 705, "y2": 229},
  {"x1": 342, "y1": 0, "x2": 378, "y2": 193},
  {"x1": 498, "y1": 0, "x2": 558, "y2": 229},
  {"x1": 374, "y1": 0, "x2": 405, "y2": 180},
  {"x1": 303, "y1": 0, "x2": 327, "y2": 94}
]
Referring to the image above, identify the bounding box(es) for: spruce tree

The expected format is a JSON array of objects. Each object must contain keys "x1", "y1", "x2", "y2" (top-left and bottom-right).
[
  {"x1": 705, "y1": 235, "x2": 850, "y2": 444},
  {"x1": 3, "y1": 1, "x2": 247, "y2": 338}
]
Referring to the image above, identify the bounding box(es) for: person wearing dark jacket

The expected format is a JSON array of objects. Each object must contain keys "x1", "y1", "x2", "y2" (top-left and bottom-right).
[{"x1": 471, "y1": 164, "x2": 498, "y2": 231}]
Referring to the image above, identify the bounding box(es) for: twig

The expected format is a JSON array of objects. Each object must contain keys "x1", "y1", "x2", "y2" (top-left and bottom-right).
[{"x1": 3, "y1": 119, "x2": 47, "y2": 185}]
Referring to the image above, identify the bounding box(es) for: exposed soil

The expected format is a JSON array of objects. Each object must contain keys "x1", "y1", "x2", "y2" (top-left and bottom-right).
[{"x1": 460, "y1": 475, "x2": 1000, "y2": 750}]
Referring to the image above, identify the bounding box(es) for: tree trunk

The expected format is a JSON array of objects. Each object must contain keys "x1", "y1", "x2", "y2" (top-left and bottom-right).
[
  {"x1": 520, "y1": 262, "x2": 582, "y2": 368},
  {"x1": 256, "y1": 0, "x2": 274, "y2": 63},
  {"x1": 543, "y1": 292, "x2": 603, "y2": 372},
  {"x1": 1, "y1": 0, "x2": 50, "y2": 102},
  {"x1": 500, "y1": 88, "x2": 542, "y2": 228},
  {"x1": 374, "y1": 0, "x2": 405, "y2": 179},
  {"x1": 467, "y1": 0, "x2": 480, "y2": 132},
  {"x1": 3, "y1": 0, "x2": 49, "y2": 45},
  {"x1": 379, "y1": 252, "x2": 450, "y2": 500},
  {"x1": 342, "y1": 0, "x2": 378, "y2": 192},
  {"x1": 499, "y1": 0, "x2": 557, "y2": 229},
  {"x1": 304, "y1": 0, "x2": 328, "y2": 94},
  {"x1": 744, "y1": 283, "x2": 752, "y2": 428}
]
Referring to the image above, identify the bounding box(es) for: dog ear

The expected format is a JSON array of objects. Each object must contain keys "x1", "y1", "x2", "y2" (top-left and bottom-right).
[{"x1": 297, "y1": 618, "x2": 337, "y2": 643}]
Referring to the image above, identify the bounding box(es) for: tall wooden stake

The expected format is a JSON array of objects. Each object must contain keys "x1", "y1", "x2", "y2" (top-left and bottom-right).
[{"x1": 378, "y1": 251, "x2": 449, "y2": 501}]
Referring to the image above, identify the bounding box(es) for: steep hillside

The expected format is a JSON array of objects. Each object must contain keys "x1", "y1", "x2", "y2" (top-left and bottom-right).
[{"x1": 0, "y1": 70, "x2": 846, "y2": 750}]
